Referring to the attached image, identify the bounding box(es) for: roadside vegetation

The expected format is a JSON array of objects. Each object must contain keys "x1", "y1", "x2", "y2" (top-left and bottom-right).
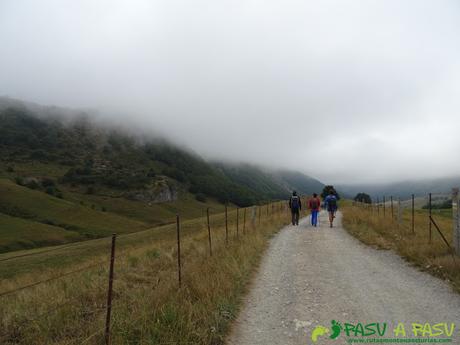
[
  {"x1": 342, "y1": 201, "x2": 460, "y2": 293},
  {"x1": 0, "y1": 202, "x2": 289, "y2": 344}
]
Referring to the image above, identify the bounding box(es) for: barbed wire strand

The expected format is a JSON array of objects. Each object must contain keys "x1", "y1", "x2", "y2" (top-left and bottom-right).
[
  {"x1": 0, "y1": 202, "x2": 277, "y2": 343},
  {"x1": 11, "y1": 293, "x2": 106, "y2": 328},
  {"x1": 0, "y1": 239, "x2": 109, "y2": 263},
  {"x1": 0, "y1": 261, "x2": 106, "y2": 298},
  {"x1": 78, "y1": 326, "x2": 106, "y2": 345},
  {"x1": 0, "y1": 205, "x2": 258, "y2": 264},
  {"x1": 0, "y1": 218, "x2": 180, "y2": 263}
]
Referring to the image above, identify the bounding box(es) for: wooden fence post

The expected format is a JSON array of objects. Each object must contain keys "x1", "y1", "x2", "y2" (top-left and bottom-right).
[
  {"x1": 176, "y1": 214, "x2": 182, "y2": 288},
  {"x1": 390, "y1": 196, "x2": 394, "y2": 221},
  {"x1": 236, "y1": 208, "x2": 239, "y2": 239},
  {"x1": 412, "y1": 194, "x2": 415, "y2": 234},
  {"x1": 383, "y1": 196, "x2": 386, "y2": 217},
  {"x1": 429, "y1": 193, "x2": 432, "y2": 243},
  {"x1": 105, "y1": 234, "x2": 117, "y2": 345},
  {"x1": 243, "y1": 208, "x2": 246, "y2": 234},
  {"x1": 452, "y1": 188, "x2": 460, "y2": 254},
  {"x1": 258, "y1": 206, "x2": 261, "y2": 226},
  {"x1": 225, "y1": 205, "x2": 229, "y2": 245},
  {"x1": 207, "y1": 208, "x2": 212, "y2": 256}
]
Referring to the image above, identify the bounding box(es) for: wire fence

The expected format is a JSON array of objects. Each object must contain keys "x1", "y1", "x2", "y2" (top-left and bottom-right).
[
  {"x1": 352, "y1": 192, "x2": 458, "y2": 261},
  {"x1": 0, "y1": 200, "x2": 291, "y2": 345}
]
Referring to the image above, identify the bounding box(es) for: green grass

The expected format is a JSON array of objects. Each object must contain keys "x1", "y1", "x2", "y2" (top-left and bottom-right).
[
  {"x1": 0, "y1": 213, "x2": 82, "y2": 253},
  {"x1": 0, "y1": 202, "x2": 290, "y2": 344},
  {"x1": 0, "y1": 161, "x2": 69, "y2": 180},
  {"x1": 0, "y1": 178, "x2": 148, "y2": 239},
  {"x1": 0, "y1": 204, "x2": 262, "y2": 279},
  {"x1": 0, "y1": 176, "x2": 228, "y2": 253},
  {"x1": 342, "y1": 202, "x2": 460, "y2": 293},
  {"x1": 63, "y1": 189, "x2": 226, "y2": 225}
]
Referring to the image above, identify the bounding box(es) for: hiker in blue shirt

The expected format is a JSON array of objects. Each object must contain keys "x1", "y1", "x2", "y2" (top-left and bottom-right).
[
  {"x1": 289, "y1": 191, "x2": 301, "y2": 226},
  {"x1": 324, "y1": 191, "x2": 338, "y2": 228}
]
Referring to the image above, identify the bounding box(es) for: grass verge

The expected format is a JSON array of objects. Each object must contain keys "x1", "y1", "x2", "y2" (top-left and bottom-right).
[
  {"x1": 342, "y1": 202, "x2": 460, "y2": 293},
  {"x1": 0, "y1": 203, "x2": 290, "y2": 344}
]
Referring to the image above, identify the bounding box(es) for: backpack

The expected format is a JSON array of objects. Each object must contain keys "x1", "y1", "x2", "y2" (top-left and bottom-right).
[
  {"x1": 328, "y1": 197, "x2": 337, "y2": 209},
  {"x1": 291, "y1": 196, "x2": 300, "y2": 209},
  {"x1": 310, "y1": 198, "x2": 319, "y2": 209}
]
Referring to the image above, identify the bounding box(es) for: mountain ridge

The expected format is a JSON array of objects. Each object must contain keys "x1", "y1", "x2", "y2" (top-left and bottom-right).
[{"x1": 0, "y1": 97, "x2": 324, "y2": 252}]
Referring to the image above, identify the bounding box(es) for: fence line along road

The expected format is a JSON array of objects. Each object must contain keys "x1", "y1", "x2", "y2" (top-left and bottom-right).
[
  {"x1": 0, "y1": 200, "x2": 288, "y2": 345},
  {"x1": 354, "y1": 190, "x2": 460, "y2": 258}
]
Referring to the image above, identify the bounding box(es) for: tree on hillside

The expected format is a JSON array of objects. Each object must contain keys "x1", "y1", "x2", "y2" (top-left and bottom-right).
[
  {"x1": 321, "y1": 185, "x2": 340, "y2": 199},
  {"x1": 354, "y1": 192, "x2": 372, "y2": 204}
]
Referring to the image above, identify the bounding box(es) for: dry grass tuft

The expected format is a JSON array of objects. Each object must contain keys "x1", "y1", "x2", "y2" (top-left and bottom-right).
[
  {"x1": 0, "y1": 204, "x2": 290, "y2": 344},
  {"x1": 342, "y1": 202, "x2": 460, "y2": 293}
]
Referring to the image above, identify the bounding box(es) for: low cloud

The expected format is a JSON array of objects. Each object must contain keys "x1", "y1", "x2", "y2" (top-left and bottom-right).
[{"x1": 1, "y1": 0, "x2": 459, "y2": 183}]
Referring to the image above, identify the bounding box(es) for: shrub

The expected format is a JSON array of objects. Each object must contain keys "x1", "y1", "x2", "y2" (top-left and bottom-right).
[
  {"x1": 195, "y1": 193, "x2": 207, "y2": 202},
  {"x1": 146, "y1": 249, "x2": 160, "y2": 259},
  {"x1": 29, "y1": 150, "x2": 48, "y2": 160},
  {"x1": 86, "y1": 186, "x2": 95, "y2": 195},
  {"x1": 354, "y1": 192, "x2": 372, "y2": 204},
  {"x1": 162, "y1": 167, "x2": 186, "y2": 182},
  {"x1": 45, "y1": 187, "x2": 56, "y2": 196},
  {"x1": 41, "y1": 178, "x2": 56, "y2": 188},
  {"x1": 25, "y1": 180, "x2": 40, "y2": 190}
]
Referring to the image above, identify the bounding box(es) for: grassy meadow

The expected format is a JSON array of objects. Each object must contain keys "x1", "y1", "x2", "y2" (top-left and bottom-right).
[
  {"x1": 342, "y1": 201, "x2": 460, "y2": 293},
  {"x1": 0, "y1": 202, "x2": 290, "y2": 344},
  {"x1": 0, "y1": 175, "x2": 226, "y2": 253}
]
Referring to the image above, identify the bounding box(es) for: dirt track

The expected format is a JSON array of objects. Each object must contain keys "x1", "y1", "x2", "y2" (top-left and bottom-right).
[{"x1": 226, "y1": 211, "x2": 460, "y2": 345}]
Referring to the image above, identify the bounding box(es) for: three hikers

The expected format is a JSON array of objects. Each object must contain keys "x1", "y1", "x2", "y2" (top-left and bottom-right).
[
  {"x1": 289, "y1": 190, "x2": 338, "y2": 227},
  {"x1": 289, "y1": 191, "x2": 301, "y2": 225}
]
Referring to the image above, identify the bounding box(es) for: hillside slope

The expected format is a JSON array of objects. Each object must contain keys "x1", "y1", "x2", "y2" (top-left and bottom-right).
[
  {"x1": 272, "y1": 169, "x2": 325, "y2": 195},
  {"x1": 214, "y1": 163, "x2": 324, "y2": 199},
  {"x1": 0, "y1": 97, "x2": 323, "y2": 252}
]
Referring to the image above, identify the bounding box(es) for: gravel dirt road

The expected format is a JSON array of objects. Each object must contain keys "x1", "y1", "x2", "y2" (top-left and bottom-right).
[{"x1": 226, "y1": 211, "x2": 460, "y2": 345}]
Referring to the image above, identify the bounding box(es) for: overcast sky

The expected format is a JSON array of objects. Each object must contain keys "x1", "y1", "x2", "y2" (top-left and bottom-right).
[{"x1": 1, "y1": 0, "x2": 459, "y2": 184}]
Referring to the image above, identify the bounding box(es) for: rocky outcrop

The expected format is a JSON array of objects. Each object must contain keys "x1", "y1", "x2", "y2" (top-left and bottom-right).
[{"x1": 124, "y1": 179, "x2": 178, "y2": 203}]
